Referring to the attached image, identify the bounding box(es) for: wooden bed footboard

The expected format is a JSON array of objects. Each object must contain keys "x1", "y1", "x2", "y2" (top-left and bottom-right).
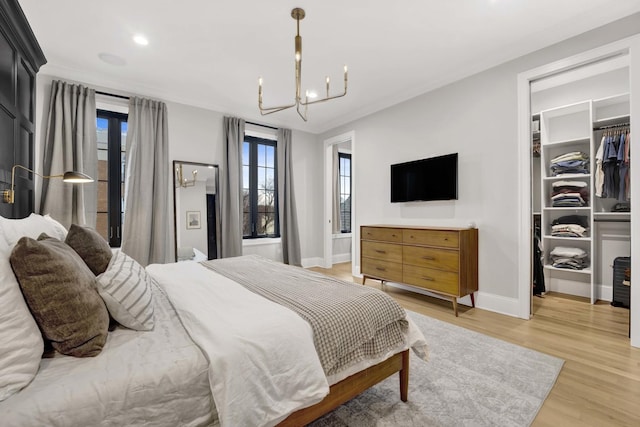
[{"x1": 279, "y1": 349, "x2": 410, "y2": 426}]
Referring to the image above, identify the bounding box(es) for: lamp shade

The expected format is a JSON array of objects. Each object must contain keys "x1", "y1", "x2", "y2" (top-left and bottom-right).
[{"x1": 62, "y1": 171, "x2": 94, "y2": 183}]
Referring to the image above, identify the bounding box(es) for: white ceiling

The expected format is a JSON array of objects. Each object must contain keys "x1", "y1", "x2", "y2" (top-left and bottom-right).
[{"x1": 18, "y1": 0, "x2": 640, "y2": 134}]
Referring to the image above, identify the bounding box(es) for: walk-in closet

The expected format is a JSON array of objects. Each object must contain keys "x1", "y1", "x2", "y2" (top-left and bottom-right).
[{"x1": 530, "y1": 54, "x2": 631, "y2": 307}]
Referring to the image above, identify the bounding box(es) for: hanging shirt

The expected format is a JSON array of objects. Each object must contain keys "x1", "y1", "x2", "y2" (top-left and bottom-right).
[{"x1": 594, "y1": 134, "x2": 606, "y2": 197}]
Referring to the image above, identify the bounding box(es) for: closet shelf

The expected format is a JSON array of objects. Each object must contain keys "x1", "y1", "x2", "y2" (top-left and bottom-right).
[
  {"x1": 540, "y1": 100, "x2": 591, "y2": 118},
  {"x1": 593, "y1": 115, "x2": 630, "y2": 128},
  {"x1": 543, "y1": 207, "x2": 591, "y2": 211},
  {"x1": 543, "y1": 235, "x2": 591, "y2": 242},
  {"x1": 543, "y1": 265, "x2": 591, "y2": 274},
  {"x1": 542, "y1": 137, "x2": 590, "y2": 147},
  {"x1": 593, "y1": 212, "x2": 631, "y2": 221},
  {"x1": 543, "y1": 173, "x2": 591, "y2": 181}
]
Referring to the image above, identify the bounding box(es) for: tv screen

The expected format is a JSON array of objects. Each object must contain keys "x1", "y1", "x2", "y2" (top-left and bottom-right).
[{"x1": 391, "y1": 153, "x2": 458, "y2": 202}]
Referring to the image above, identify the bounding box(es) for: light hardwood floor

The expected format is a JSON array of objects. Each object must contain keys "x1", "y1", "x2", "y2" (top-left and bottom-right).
[{"x1": 309, "y1": 262, "x2": 640, "y2": 427}]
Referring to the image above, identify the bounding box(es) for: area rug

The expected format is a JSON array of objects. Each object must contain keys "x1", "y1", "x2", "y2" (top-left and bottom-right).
[{"x1": 310, "y1": 311, "x2": 564, "y2": 427}]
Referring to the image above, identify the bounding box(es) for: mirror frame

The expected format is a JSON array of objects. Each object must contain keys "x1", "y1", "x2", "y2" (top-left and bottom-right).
[{"x1": 172, "y1": 160, "x2": 221, "y2": 262}]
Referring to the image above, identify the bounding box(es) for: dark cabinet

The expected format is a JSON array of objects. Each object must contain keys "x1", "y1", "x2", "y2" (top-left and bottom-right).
[{"x1": 0, "y1": 0, "x2": 46, "y2": 219}]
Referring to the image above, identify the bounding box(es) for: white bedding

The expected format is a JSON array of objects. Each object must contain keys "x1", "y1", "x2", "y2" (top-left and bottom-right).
[
  {"x1": 0, "y1": 282, "x2": 215, "y2": 427},
  {"x1": 147, "y1": 260, "x2": 429, "y2": 427},
  {"x1": 147, "y1": 262, "x2": 330, "y2": 427}
]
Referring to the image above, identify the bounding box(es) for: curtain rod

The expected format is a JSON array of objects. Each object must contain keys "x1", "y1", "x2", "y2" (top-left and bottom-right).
[
  {"x1": 246, "y1": 121, "x2": 278, "y2": 130},
  {"x1": 95, "y1": 90, "x2": 130, "y2": 100}
]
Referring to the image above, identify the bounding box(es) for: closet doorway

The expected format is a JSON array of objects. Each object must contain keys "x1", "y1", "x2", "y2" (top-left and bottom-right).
[
  {"x1": 323, "y1": 131, "x2": 356, "y2": 271},
  {"x1": 517, "y1": 35, "x2": 640, "y2": 347}
]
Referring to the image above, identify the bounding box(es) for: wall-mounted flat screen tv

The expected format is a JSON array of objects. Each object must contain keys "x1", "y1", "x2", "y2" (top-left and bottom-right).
[{"x1": 391, "y1": 153, "x2": 458, "y2": 202}]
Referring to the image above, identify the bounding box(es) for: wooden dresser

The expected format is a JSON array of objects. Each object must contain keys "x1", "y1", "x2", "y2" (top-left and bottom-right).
[{"x1": 360, "y1": 225, "x2": 478, "y2": 316}]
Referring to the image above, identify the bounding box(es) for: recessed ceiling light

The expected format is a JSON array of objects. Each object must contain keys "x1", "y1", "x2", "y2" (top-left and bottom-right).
[
  {"x1": 133, "y1": 34, "x2": 149, "y2": 46},
  {"x1": 98, "y1": 52, "x2": 126, "y2": 66}
]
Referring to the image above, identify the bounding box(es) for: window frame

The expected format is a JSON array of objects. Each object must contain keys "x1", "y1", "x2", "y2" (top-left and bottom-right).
[
  {"x1": 338, "y1": 152, "x2": 352, "y2": 233},
  {"x1": 243, "y1": 135, "x2": 279, "y2": 239},
  {"x1": 96, "y1": 109, "x2": 127, "y2": 247}
]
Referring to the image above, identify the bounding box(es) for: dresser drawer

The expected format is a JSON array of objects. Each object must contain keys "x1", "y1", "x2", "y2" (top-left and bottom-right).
[
  {"x1": 362, "y1": 258, "x2": 403, "y2": 282},
  {"x1": 362, "y1": 241, "x2": 402, "y2": 263},
  {"x1": 403, "y1": 229, "x2": 459, "y2": 248},
  {"x1": 403, "y1": 246, "x2": 459, "y2": 272},
  {"x1": 403, "y1": 264, "x2": 459, "y2": 295},
  {"x1": 361, "y1": 227, "x2": 402, "y2": 243}
]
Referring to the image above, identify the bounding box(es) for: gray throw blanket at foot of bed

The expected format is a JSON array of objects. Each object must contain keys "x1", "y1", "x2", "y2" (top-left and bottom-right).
[{"x1": 201, "y1": 255, "x2": 408, "y2": 376}]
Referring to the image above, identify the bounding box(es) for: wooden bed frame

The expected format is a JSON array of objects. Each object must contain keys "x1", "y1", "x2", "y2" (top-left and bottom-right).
[{"x1": 279, "y1": 349, "x2": 409, "y2": 426}]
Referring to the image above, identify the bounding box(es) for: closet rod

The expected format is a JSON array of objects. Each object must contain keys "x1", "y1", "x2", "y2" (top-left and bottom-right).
[
  {"x1": 593, "y1": 122, "x2": 630, "y2": 130},
  {"x1": 95, "y1": 90, "x2": 130, "y2": 100},
  {"x1": 246, "y1": 121, "x2": 278, "y2": 130}
]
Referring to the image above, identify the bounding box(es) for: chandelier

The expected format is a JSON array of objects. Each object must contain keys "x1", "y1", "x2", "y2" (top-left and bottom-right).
[
  {"x1": 175, "y1": 164, "x2": 197, "y2": 188},
  {"x1": 258, "y1": 8, "x2": 348, "y2": 122}
]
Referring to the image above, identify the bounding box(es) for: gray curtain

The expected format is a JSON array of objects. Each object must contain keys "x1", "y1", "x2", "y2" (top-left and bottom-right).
[
  {"x1": 332, "y1": 145, "x2": 340, "y2": 234},
  {"x1": 121, "y1": 97, "x2": 173, "y2": 266},
  {"x1": 40, "y1": 80, "x2": 97, "y2": 228},
  {"x1": 220, "y1": 116, "x2": 245, "y2": 258},
  {"x1": 277, "y1": 128, "x2": 301, "y2": 266}
]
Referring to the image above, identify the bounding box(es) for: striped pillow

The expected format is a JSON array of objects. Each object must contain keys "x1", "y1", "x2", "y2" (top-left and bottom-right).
[{"x1": 96, "y1": 251, "x2": 154, "y2": 331}]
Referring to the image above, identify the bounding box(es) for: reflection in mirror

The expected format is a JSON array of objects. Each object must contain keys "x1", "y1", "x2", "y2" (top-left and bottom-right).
[{"x1": 173, "y1": 160, "x2": 220, "y2": 262}]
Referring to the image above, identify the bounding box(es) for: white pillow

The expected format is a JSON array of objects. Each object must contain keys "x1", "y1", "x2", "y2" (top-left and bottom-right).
[
  {"x1": 0, "y1": 243, "x2": 44, "y2": 402},
  {"x1": 96, "y1": 251, "x2": 155, "y2": 331},
  {"x1": 0, "y1": 214, "x2": 67, "y2": 247}
]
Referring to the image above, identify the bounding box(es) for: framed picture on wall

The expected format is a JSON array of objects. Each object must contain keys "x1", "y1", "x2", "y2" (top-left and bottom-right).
[{"x1": 186, "y1": 211, "x2": 201, "y2": 229}]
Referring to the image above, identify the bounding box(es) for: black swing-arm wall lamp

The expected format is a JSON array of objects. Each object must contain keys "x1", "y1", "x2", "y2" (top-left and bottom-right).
[{"x1": 2, "y1": 164, "x2": 93, "y2": 204}]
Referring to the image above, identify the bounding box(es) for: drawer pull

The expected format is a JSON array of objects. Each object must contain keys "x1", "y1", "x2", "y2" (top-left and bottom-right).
[
  {"x1": 376, "y1": 267, "x2": 387, "y2": 272},
  {"x1": 422, "y1": 256, "x2": 435, "y2": 260},
  {"x1": 375, "y1": 249, "x2": 387, "y2": 254},
  {"x1": 392, "y1": 234, "x2": 397, "y2": 237},
  {"x1": 421, "y1": 276, "x2": 435, "y2": 281}
]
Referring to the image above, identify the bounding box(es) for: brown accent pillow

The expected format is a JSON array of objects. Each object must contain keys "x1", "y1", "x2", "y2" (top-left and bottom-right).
[
  {"x1": 65, "y1": 224, "x2": 112, "y2": 275},
  {"x1": 10, "y1": 236, "x2": 109, "y2": 357}
]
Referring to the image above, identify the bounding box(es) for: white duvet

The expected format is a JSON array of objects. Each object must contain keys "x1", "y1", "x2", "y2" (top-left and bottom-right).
[
  {"x1": 147, "y1": 262, "x2": 330, "y2": 427},
  {"x1": 0, "y1": 282, "x2": 214, "y2": 427}
]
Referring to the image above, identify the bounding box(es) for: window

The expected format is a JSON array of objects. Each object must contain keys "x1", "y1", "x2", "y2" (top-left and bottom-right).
[
  {"x1": 242, "y1": 135, "x2": 279, "y2": 238},
  {"x1": 96, "y1": 110, "x2": 127, "y2": 247},
  {"x1": 339, "y1": 152, "x2": 351, "y2": 233}
]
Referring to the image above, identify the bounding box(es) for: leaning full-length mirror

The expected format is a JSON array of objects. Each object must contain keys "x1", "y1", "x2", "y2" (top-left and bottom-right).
[{"x1": 173, "y1": 160, "x2": 220, "y2": 262}]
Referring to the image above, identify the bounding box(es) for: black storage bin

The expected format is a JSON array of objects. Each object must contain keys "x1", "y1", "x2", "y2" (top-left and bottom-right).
[{"x1": 611, "y1": 256, "x2": 631, "y2": 308}]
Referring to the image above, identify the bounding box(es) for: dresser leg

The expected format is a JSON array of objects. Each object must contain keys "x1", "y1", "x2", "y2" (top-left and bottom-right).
[
  {"x1": 470, "y1": 292, "x2": 475, "y2": 308},
  {"x1": 362, "y1": 276, "x2": 367, "y2": 285},
  {"x1": 452, "y1": 297, "x2": 458, "y2": 317}
]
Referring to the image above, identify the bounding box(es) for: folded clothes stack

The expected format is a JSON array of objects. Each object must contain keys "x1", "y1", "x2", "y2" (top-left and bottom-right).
[
  {"x1": 550, "y1": 246, "x2": 589, "y2": 270},
  {"x1": 549, "y1": 151, "x2": 589, "y2": 176},
  {"x1": 551, "y1": 180, "x2": 589, "y2": 207},
  {"x1": 551, "y1": 223, "x2": 587, "y2": 237},
  {"x1": 550, "y1": 214, "x2": 589, "y2": 237}
]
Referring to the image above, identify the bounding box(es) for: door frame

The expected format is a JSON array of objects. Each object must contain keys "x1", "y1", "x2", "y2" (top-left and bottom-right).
[
  {"x1": 516, "y1": 35, "x2": 640, "y2": 347},
  {"x1": 323, "y1": 131, "x2": 356, "y2": 270}
]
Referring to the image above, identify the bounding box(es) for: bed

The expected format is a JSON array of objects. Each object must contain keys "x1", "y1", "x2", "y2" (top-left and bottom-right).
[{"x1": 0, "y1": 214, "x2": 428, "y2": 426}]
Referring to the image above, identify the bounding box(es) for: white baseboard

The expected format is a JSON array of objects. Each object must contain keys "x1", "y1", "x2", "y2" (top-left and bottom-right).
[
  {"x1": 474, "y1": 291, "x2": 520, "y2": 318},
  {"x1": 332, "y1": 253, "x2": 352, "y2": 264},
  {"x1": 596, "y1": 283, "x2": 613, "y2": 302},
  {"x1": 367, "y1": 281, "x2": 521, "y2": 318},
  {"x1": 301, "y1": 257, "x2": 324, "y2": 268}
]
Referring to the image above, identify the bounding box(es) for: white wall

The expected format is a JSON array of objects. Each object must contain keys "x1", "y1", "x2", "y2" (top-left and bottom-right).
[
  {"x1": 319, "y1": 13, "x2": 640, "y2": 315},
  {"x1": 35, "y1": 75, "x2": 325, "y2": 264}
]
